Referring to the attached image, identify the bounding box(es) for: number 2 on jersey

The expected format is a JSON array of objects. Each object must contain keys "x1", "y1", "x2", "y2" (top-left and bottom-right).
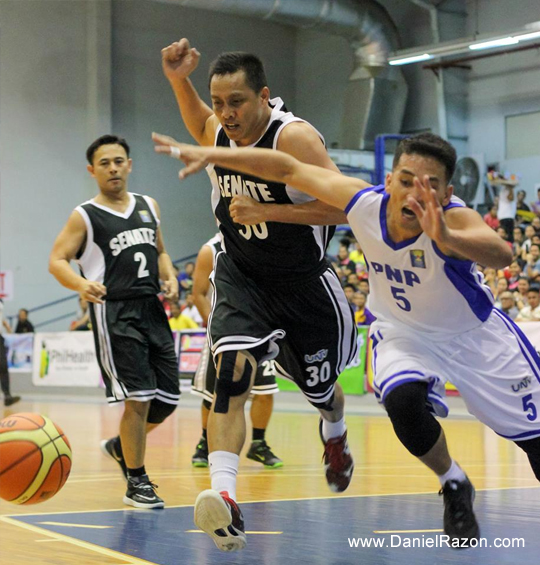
[{"x1": 134, "y1": 252, "x2": 149, "y2": 278}]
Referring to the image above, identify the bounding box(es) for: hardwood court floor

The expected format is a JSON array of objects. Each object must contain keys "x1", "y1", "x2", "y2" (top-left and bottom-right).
[{"x1": 0, "y1": 393, "x2": 538, "y2": 564}]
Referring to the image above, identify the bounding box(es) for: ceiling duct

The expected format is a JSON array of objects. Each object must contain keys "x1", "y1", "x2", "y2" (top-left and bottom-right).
[{"x1": 156, "y1": 0, "x2": 408, "y2": 150}]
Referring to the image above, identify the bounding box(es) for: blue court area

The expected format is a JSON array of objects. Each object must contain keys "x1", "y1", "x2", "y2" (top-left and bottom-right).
[{"x1": 10, "y1": 488, "x2": 540, "y2": 565}]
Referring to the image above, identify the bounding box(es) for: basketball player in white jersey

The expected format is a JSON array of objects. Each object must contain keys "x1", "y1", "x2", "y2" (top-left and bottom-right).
[
  {"x1": 154, "y1": 131, "x2": 540, "y2": 548},
  {"x1": 190, "y1": 234, "x2": 282, "y2": 469},
  {"x1": 50, "y1": 135, "x2": 180, "y2": 509},
  {"x1": 161, "y1": 39, "x2": 357, "y2": 551}
]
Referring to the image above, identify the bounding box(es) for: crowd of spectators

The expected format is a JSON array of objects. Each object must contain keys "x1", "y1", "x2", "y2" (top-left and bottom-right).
[
  {"x1": 329, "y1": 236, "x2": 374, "y2": 327},
  {"x1": 483, "y1": 186, "x2": 540, "y2": 321}
]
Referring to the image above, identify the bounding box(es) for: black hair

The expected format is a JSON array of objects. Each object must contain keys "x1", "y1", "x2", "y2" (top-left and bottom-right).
[
  {"x1": 529, "y1": 285, "x2": 540, "y2": 294},
  {"x1": 208, "y1": 52, "x2": 268, "y2": 93},
  {"x1": 393, "y1": 133, "x2": 457, "y2": 184},
  {"x1": 86, "y1": 135, "x2": 130, "y2": 165}
]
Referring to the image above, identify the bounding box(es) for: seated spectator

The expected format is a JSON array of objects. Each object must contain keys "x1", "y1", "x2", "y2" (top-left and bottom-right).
[
  {"x1": 343, "y1": 283, "x2": 357, "y2": 309},
  {"x1": 177, "y1": 261, "x2": 195, "y2": 297},
  {"x1": 514, "y1": 276, "x2": 530, "y2": 310},
  {"x1": 349, "y1": 241, "x2": 368, "y2": 279},
  {"x1": 496, "y1": 227, "x2": 513, "y2": 250},
  {"x1": 497, "y1": 292, "x2": 519, "y2": 320},
  {"x1": 516, "y1": 190, "x2": 531, "y2": 212},
  {"x1": 525, "y1": 243, "x2": 540, "y2": 281},
  {"x1": 503, "y1": 261, "x2": 523, "y2": 291},
  {"x1": 15, "y1": 309, "x2": 34, "y2": 333},
  {"x1": 337, "y1": 241, "x2": 356, "y2": 280},
  {"x1": 531, "y1": 187, "x2": 540, "y2": 217},
  {"x1": 353, "y1": 291, "x2": 376, "y2": 326},
  {"x1": 533, "y1": 216, "x2": 540, "y2": 235},
  {"x1": 521, "y1": 224, "x2": 536, "y2": 258},
  {"x1": 346, "y1": 272, "x2": 360, "y2": 288},
  {"x1": 182, "y1": 293, "x2": 203, "y2": 326},
  {"x1": 358, "y1": 279, "x2": 370, "y2": 296},
  {"x1": 483, "y1": 267, "x2": 497, "y2": 296},
  {"x1": 516, "y1": 286, "x2": 540, "y2": 321},
  {"x1": 169, "y1": 301, "x2": 199, "y2": 331},
  {"x1": 483, "y1": 205, "x2": 500, "y2": 230},
  {"x1": 70, "y1": 298, "x2": 90, "y2": 331},
  {"x1": 494, "y1": 277, "x2": 509, "y2": 303},
  {"x1": 512, "y1": 226, "x2": 524, "y2": 258}
]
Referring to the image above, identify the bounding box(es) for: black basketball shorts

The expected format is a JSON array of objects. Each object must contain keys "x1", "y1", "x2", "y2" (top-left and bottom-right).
[
  {"x1": 208, "y1": 252, "x2": 358, "y2": 406},
  {"x1": 90, "y1": 295, "x2": 180, "y2": 405}
]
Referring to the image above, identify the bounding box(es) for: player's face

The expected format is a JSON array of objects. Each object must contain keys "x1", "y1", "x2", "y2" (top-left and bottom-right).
[
  {"x1": 385, "y1": 153, "x2": 452, "y2": 235},
  {"x1": 210, "y1": 71, "x2": 271, "y2": 146},
  {"x1": 87, "y1": 144, "x2": 132, "y2": 194}
]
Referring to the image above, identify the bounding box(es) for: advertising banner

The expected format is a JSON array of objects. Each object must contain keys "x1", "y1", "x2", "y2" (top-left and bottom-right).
[
  {"x1": 178, "y1": 329, "x2": 207, "y2": 374},
  {"x1": 5, "y1": 333, "x2": 34, "y2": 373},
  {"x1": 32, "y1": 332, "x2": 101, "y2": 387}
]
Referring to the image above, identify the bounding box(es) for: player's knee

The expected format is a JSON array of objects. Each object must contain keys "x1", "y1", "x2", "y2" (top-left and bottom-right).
[
  {"x1": 147, "y1": 398, "x2": 177, "y2": 424},
  {"x1": 214, "y1": 351, "x2": 254, "y2": 414},
  {"x1": 515, "y1": 436, "x2": 540, "y2": 482},
  {"x1": 306, "y1": 391, "x2": 336, "y2": 413},
  {"x1": 384, "y1": 382, "x2": 441, "y2": 457}
]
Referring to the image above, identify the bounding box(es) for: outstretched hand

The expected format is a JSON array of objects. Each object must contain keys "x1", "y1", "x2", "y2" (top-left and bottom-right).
[
  {"x1": 407, "y1": 175, "x2": 449, "y2": 244},
  {"x1": 152, "y1": 133, "x2": 209, "y2": 179}
]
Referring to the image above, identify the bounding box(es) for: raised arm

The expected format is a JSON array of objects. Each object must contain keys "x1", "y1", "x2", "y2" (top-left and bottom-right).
[
  {"x1": 161, "y1": 38, "x2": 218, "y2": 146},
  {"x1": 191, "y1": 244, "x2": 214, "y2": 326},
  {"x1": 152, "y1": 133, "x2": 369, "y2": 212},
  {"x1": 49, "y1": 211, "x2": 107, "y2": 304},
  {"x1": 150, "y1": 198, "x2": 179, "y2": 303}
]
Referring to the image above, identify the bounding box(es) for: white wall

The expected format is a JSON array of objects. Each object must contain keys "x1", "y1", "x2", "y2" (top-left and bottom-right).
[
  {"x1": 0, "y1": 0, "x2": 112, "y2": 329},
  {"x1": 467, "y1": 0, "x2": 540, "y2": 197}
]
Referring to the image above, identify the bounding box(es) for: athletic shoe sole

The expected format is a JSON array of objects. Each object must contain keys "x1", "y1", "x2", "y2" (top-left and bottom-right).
[
  {"x1": 194, "y1": 490, "x2": 246, "y2": 552},
  {"x1": 191, "y1": 459, "x2": 209, "y2": 468},
  {"x1": 100, "y1": 439, "x2": 127, "y2": 483},
  {"x1": 122, "y1": 495, "x2": 164, "y2": 509}
]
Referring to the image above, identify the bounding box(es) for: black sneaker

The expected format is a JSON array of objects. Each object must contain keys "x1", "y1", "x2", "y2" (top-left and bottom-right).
[
  {"x1": 100, "y1": 437, "x2": 128, "y2": 481},
  {"x1": 192, "y1": 436, "x2": 209, "y2": 468},
  {"x1": 246, "y1": 440, "x2": 283, "y2": 468},
  {"x1": 123, "y1": 475, "x2": 164, "y2": 509},
  {"x1": 194, "y1": 490, "x2": 246, "y2": 552},
  {"x1": 439, "y1": 477, "x2": 480, "y2": 547},
  {"x1": 319, "y1": 419, "x2": 354, "y2": 492},
  {"x1": 4, "y1": 395, "x2": 21, "y2": 407}
]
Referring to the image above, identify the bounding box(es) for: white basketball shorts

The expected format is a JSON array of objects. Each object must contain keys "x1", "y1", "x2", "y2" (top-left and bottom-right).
[{"x1": 371, "y1": 308, "x2": 540, "y2": 441}]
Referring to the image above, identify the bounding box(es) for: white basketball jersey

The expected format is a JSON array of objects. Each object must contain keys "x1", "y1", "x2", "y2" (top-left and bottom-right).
[{"x1": 345, "y1": 185, "x2": 494, "y2": 336}]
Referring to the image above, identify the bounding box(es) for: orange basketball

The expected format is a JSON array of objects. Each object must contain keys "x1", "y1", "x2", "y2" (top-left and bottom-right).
[{"x1": 0, "y1": 413, "x2": 72, "y2": 504}]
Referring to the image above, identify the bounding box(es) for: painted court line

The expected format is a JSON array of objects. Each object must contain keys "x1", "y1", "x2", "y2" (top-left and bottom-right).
[{"x1": 0, "y1": 516, "x2": 159, "y2": 565}]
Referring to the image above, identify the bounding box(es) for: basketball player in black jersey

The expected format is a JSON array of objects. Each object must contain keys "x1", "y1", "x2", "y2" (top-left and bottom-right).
[
  {"x1": 49, "y1": 135, "x2": 180, "y2": 509},
  {"x1": 161, "y1": 39, "x2": 358, "y2": 551}
]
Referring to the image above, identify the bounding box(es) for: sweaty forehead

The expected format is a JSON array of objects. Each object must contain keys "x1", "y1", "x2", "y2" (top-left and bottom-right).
[
  {"x1": 210, "y1": 70, "x2": 251, "y2": 96},
  {"x1": 395, "y1": 153, "x2": 446, "y2": 183}
]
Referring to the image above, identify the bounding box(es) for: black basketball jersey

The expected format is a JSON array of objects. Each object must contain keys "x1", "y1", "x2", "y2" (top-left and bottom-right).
[
  {"x1": 206, "y1": 97, "x2": 335, "y2": 285},
  {"x1": 76, "y1": 193, "x2": 160, "y2": 300}
]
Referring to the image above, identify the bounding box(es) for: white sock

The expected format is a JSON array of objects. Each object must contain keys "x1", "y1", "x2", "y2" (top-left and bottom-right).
[
  {"x1": 322, "y1": 417, "x2": 346, "y2": 441},
  {"x1": 209, "y1": 451, "x2": 239, "y2": 501},
  {"x1": 438, "y1": 460, "x2": 466, "y2": 486}
]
